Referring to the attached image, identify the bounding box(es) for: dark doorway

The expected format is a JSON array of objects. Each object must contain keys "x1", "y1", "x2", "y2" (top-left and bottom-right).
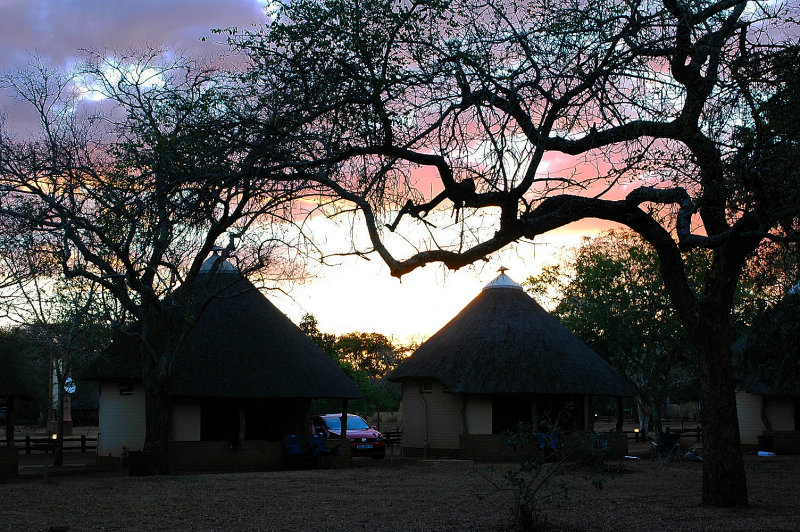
[
  {"x1": 200, "y1": 398, "x2": 298, "y2": 441},
  {"x1": 200, "y1": 398, "x2": 239, "y2": 441},
  {"x1": 492, "y1": 394, "x2": 532, "y2": 434}
]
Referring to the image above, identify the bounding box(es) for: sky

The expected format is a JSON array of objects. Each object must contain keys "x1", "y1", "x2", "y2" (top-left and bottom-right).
[{"x1": 0, "y1": 0, "x2": 608, "y2": 342}]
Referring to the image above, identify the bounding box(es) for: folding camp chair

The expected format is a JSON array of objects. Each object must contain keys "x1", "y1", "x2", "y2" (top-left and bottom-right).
[
  {"x1": 651, "y1": 431, "x2": 682, "y2": 463},
  {"x1": 283, "y1": 434, "x2": 306, "y2": 468},
  {"x1": 536, "y1": 432, "x2": 563, "y2": 461},
  {"x1": 308, "y1": 433, "x2": 326, "y2": 456},
  {"x1": 308, "y1": 433, "x2": 339, "y2": 468},
  {"x1": 284, "y1": 434, "x2": 303, "y2": 457},
  {"x1": 309, "y1": 433, "x2": 340, "y2": 457}
]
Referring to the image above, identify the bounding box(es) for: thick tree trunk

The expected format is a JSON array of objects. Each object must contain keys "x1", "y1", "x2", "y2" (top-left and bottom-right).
[
  {"x1": 654, "y1": 229, "x2": 755, "y2": 507},
  {"x1": 694, "y1": 313, "x2": 748, "y2": 507},
  {"x1": 143, "y1": 374, "x2": 173, "y2": 474},
  {"x1": 140, "y1": 306, "x2": 179, "y2": 475}
]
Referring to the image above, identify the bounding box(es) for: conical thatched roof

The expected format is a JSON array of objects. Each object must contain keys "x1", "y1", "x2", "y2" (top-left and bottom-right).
[
  {"x1": 389, "y1": 273, "x2": 634, "y2": 397},
  {"x1": 86, "y1": 257, "x2": 362, "y2": 400}
]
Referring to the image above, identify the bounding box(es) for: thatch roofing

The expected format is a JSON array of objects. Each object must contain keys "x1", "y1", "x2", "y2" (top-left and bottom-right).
[
  {"x1": 389, "y1": 273, "x2": 634, "y2": 397},
  {"x1": 85, "y1": 257, "x2": 362, "y2": 400}
]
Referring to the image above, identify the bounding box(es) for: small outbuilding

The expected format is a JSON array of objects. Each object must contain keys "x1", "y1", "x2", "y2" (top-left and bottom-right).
[
  {"x1": 388, "y1": 270, "x2": 634, "y2": 459},
  {"x1": 84, "y1": 254, "x2": 362, "y2": 471}
]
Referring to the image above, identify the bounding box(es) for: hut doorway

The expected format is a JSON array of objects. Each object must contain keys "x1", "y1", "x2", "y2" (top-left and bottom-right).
[{"x1": 492, "y1": 394, "x2": 532, "y2": 434}]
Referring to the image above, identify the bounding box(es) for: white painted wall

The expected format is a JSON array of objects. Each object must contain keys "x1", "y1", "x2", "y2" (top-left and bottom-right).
[
  {"x1": 97, "y1": 382, "x2": 146, "y2": 457},
  {"x1": 401, "y1": 380, "x2": 427, "y2": 448},
  {"x1": 171, "y1": 399, "x2": 201, "y2": 441},
  {"x1": 400, "y1": 379, "x2": 463, "y2": 450},
  {"x1": 464, "y1": 395, "x2": 492, "y2": 434},
  {"x1": 736, "y1": 390, "x2": 796, "y2": 444}
]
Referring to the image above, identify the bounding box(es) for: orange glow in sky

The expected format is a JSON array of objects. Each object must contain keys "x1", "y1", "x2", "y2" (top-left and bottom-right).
[{"x1": 269, "y1": 223, "x2": 608, "y2": 343}]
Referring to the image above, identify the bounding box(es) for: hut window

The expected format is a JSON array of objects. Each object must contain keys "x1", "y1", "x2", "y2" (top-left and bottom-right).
[
  {"x1": 119, "y1": 381, "x2": 133, "y2": 395},
  {"x1": 421, "y1": 380, "x2": 433, "y2": 393}
]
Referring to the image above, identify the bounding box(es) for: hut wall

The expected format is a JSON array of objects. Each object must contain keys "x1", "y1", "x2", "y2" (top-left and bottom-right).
[
  {"x1": 767, "y1": 401, "x2": 795, "y2": 431},
  {"x1": 736, "y1": 390, "x2": 796, "y2": 444},
  {"x1": 171, "y1": 399, "x2": 201, "y2": 441},
  {"x1": 98, "y1": 381, "x2": 146, "y2": 457},
  {"x1": 400, "y1": 379, "x2": 462, "y2": 454},
  {"x1": 464, "y1": 395, "x2": 492, "y2": 434}
]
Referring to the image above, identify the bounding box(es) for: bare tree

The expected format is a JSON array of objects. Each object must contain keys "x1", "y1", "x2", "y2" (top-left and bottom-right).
[
  {"x1": 6, "y1": 276, "x2": 107, "y2": 466},
  {"x1": 0, "y1": 50, "x2": 316, "y2": 471},
  {"x1": 228, "y1": 0, "x2": 800, "y2": 506}
]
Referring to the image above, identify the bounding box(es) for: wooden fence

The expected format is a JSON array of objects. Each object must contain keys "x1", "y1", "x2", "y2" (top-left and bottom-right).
[{"x1": 0, "y1": 435, "x2": 97, "y2": 454}]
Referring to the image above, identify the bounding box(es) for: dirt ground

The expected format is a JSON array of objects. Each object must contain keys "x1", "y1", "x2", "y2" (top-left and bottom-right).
[{"x1": 2, "y1": 453, "x2": 799, "y2": 531}]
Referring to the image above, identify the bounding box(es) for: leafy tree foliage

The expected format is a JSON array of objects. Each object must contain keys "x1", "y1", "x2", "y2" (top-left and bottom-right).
[
  {"x1": 0, "y1": 328, "x2": 47, "y2": 443},
  {"x1": 528, "y1": 232, "x2": 709, "y2": 433},
  {"x1": 13, "y1": 278, "x2": 112, "y2": 465},
  {"x1": 300, "y1": 313, "x2": 403, "y2": 416},
  {"x1": 735, "y1": 292, "x2": 800, "y2": 397}
]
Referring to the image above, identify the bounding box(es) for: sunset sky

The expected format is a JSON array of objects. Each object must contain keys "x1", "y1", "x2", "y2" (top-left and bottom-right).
[{"x1": 0, "y1": 0, "x2": 610, "y2": 342}]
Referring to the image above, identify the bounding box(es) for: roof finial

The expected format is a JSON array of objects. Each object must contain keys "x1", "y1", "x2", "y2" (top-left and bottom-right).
[
  {"x1": 483, "y1": 267, "x2": 522, "y2": 291},
  {"x1": 200, "y1": 246, "x2": 238, "y2": 273}
]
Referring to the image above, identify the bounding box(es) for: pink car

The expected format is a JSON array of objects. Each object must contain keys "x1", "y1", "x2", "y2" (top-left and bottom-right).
[{"x1": 313, "y1": 414, "x2": 386, "y2": 459}]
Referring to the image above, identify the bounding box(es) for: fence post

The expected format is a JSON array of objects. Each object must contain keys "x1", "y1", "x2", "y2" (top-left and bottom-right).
[
  {"x1": 25, "y1": 435, "x2": 31, "y2": 455},
  {"x1": 81, "y1": 435, "x2": 86, "y2": 453}
]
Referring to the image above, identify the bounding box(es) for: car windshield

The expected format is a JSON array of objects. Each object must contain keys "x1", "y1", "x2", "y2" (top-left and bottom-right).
[{"x1": 323, "y1": 415, "x2": 370, "y2": 431}]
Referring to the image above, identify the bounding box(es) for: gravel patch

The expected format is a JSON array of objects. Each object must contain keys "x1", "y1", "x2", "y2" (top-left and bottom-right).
[{"x1": 1, "y1": 455, "x2": 798, "y2": 531}]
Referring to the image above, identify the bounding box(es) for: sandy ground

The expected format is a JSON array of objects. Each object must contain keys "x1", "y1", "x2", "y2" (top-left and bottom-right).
[{"x1": 2, "y1": 452, "x2": 799, "y2": 531}]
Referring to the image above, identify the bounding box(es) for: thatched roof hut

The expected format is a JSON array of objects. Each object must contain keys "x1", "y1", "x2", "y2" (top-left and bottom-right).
[
  {"x1": 88, "y1": 255, "x2": 362, "y2": 400},
  {"x1": 389, "y1": 272, "x2": 633, "y2": 397},
  {"x1": 84, "y1": 255, "x2": 361, "y2": 468},
  {"x1": 388, "y1": 271, "x2": 633, "y2": 458}
]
